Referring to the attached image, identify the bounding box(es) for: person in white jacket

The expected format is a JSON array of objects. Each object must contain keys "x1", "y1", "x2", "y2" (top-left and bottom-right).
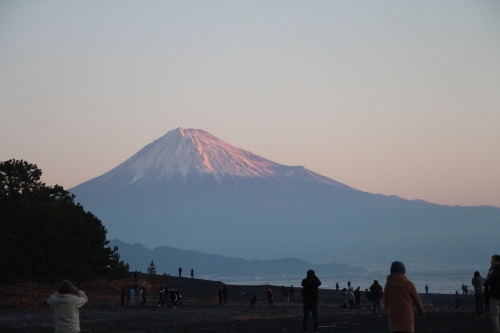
[{"x1": 47, "y1": 280, "x2": 88, "y2": 333}]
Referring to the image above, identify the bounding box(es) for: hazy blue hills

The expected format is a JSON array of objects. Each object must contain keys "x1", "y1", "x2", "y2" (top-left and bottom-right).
[
  {"x1": 109, "y1": 239, "x2": 367, "y2": 277},
  {"x1": 70, "y1": 128, "x2": 500, "y2": 272}
]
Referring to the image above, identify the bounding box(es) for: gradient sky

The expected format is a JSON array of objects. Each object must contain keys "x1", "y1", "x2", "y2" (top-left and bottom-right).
[{"x1": 1, "y1": 1, "x2": 499, "y2": 208}]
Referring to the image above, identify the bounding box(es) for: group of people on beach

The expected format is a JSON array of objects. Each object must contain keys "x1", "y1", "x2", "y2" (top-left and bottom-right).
[
  {"x1": 117, "y1": 284, "x2": 183, "y2": 308},
  {"x1": 157, "y1": 285, "x2": 182, "y2": 308},
  {"x1": 119, "y1": 286, "x2": 146, "y2": 307},
  {"x1": 300, "y1": 257, "x2": 500, "y2": 333},
  {"x1": 218, "y1": 285, "x2": 228, "y2": 304},
  {"x1": 461, "y1": 283, "x2": 470, "y2": 294},
  {"x1": 280, "y1": 284, "x2": 295, "y2": 301},
  {"x1": 45, "y1": 254, "x2": 500, "y2": 333}
]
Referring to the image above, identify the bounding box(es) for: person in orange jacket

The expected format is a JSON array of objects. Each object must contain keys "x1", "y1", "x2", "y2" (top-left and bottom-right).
[{"x1": 384, "y1": 261, "x2": 425, "y2": 333}]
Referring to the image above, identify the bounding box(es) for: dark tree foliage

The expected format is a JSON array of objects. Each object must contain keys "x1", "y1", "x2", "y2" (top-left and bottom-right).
[
  {"x1": 147, "y1": 261, "x2": 156, "y2": 275},
  {"x1": 0, "y1": 159, "x2": 127, "y2": 283}
]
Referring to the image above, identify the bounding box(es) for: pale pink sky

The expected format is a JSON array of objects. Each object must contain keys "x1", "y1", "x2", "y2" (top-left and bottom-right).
[{"x1": 1, "y1": 1, "x2": 499, "y2": 207}]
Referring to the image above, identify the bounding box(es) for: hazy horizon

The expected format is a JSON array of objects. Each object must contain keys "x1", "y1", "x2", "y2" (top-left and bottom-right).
[{"x1": 1, "y1": 1, "x2": 499, "y2": 207}]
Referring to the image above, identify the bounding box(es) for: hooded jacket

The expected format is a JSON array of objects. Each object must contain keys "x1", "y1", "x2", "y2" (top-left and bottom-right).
[
  {"x1": 384, "y1": 274, "x2": 424, "y2": 333},
  {"x1": 301, "y1": 274, "x2": 321, "y2": 303},
  {"x1": 47, "y1": 291, "x2": 88, "y2": 333},
  {"x1": 369, "y1": 283, "x2": 382, "y2": 299}
]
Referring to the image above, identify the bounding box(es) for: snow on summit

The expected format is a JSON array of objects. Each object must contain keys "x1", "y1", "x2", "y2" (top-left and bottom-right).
[
  {"x1": 98, "y1": 127, "x2": 348, "y2": 187},
  {"x1": 105, "y1": 127, "x2": 279, "y2": 182}
]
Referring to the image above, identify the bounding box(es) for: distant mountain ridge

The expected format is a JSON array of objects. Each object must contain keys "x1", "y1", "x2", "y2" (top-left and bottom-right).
[
  {"x1": 109, "y1": 239, "x2": 367, "y2": 277},
  {"x1": 70, "y1": 127, "x2": 500, "y2": 271}
]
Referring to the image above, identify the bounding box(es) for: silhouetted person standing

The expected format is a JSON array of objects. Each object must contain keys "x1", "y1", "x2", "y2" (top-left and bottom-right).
[
  {"x1": 347, "y1": 287, "x2": 355, "y2": 308},
  {"x1": 267, "y1": 288, "x2": 275, "y2": 305},
  {"x1": 472, "y1": 271, "x2": 485, "y2": 315},
  {"x1": 190, "y1": 268, "x2": 194, "y2": 278},
  {"x1": 218, "y1": 287, "x2": 223, "y2": 305},
  {"x1": 178, "y1": 267, "x2": 182, "y2": 278},
  {"x1": 140, "y1": 288, "x2": 147, "y2": 307},
  {"x1": 222, "y1": 285, "x2": 228, "y2": 304},
  {"x1": 290, "y1": 285, "x2": 295, "y2": 298},
  {"x1": 301, "y1": 269, "x2": 321, "y2": 333},
  {"x1": 158, "y1": 286, "x2": 165, "y2": 307},
  {"x1": 365, "y1": 288, "x2": 372, "y2": 305},
  {"x1": 120, "y1": 288, "x2": 126, "y2": 307},
  {"x1": 370, "y1": 280, "x2": 383, "y2": 316},
  {"x1": 354, "y1": 287, "x2": 361, "y2": 306},
  {"x1": 341, "y1": 288, "x2": 348, "y2": 309},
  {"x1": 129, "y1": 287, "x2": 135, "y2": 306},
  {"x1": 484, "y1": 254, "x2": 500, "y2": 333},
  {"x1": 250, "y1": 293, "x2": 257, "y2": 305}
]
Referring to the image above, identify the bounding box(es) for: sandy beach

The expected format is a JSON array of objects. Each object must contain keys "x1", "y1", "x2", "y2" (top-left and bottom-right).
[{"x1": 0, "y1": 275, "x2": 491, "y2": 333}]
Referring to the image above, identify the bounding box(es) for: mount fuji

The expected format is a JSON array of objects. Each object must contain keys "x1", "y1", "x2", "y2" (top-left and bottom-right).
[{"x1": 70, "y1": 127, "x2": 500, "y2": 270}]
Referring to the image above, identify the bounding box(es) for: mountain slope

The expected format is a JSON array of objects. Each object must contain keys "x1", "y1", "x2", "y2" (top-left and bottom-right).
[
  {"x1": 98, "y1": 127, "x2": 350, "y2": 187},
  {"x1": 70, "y1": 128, "x2": 500, "y2": 271}
]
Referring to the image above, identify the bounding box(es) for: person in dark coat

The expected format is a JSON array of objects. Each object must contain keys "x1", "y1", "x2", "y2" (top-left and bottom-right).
[
  {"x1": 301, "y1": 269, "x2": 321, "y2": 333},
  {"x1": 222, "y1": 285, "x2": 228, "y2": 304},
  {"x1": 280, "y1": 285, "x2": 289, "y2": 302},
  {"x1": 483, "y1": 254, "x2": 500, "y2": 333},
  {"x1": 178, "y1": 267, "x2": 182, "y2": 278},
  {"x1": 354, "y1": 287, "x2": 361, "y2": 306},
  {"x1": 369, "y1": 280, "x2": 383, "y2": 316},
  {"x1": 120, "y1": 288, "x2": 126, "y2": 307},
  {"x1": 126, "y1": 288, "x2": 131, "y2": 306},
  {"x1": 158, "y1": 286, "x2": 165, "y2": 307},
  {"x1": 365, "y1": 288, "x2": 372, "y2": 306},
  {"x1": 169, "y1": 288, "x2": 177, "y2": 308},
  {"x1": 250, "y1": 293, "x2": 257, "y2": 305},
  {"x1": 218, "y1": 287, "x2": 223, "y2": 305},
  {"x1": 176, "y1": 287, "x2": 182, "y2": 307},
  {"x1": 140, "y1": 288, "x2": 147, "y2": 307},
  {"x1": 485, "y1": 286, "x2": 491, "y2": 313}
]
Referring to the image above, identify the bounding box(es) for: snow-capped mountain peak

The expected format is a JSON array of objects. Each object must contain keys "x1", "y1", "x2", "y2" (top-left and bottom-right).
[
  {"x1": 99, "y1": 127, "x2": 348, "y2": 187},
  {"x1": 105, "y1": 128, "x2": 279, "y2": 182}
]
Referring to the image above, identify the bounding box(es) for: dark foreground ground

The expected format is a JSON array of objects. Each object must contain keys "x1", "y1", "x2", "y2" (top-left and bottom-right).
[{"x1": 0, "y1": 276, "x2": 492, "y2": 333}]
